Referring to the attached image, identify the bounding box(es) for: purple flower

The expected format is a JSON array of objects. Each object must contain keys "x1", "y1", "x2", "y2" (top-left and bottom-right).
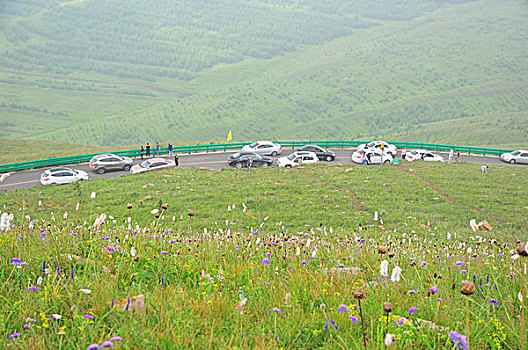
[
  {"x1": 436, "y1": 297, "x2": 443, "y2": 302},
  {"x1": 26, "y1": 286, "x2": 38, "y2": 292},
  {"x1": 83, "y1": 314, "x2": 95, "y2": 320},
  {"x1": 449, "y1": 331, "x2": 468, "y2": 349},
  {"x1": 420, "y1": 261, "x2": 428, "y2": 268},
  {"x1": 429, "y1": 286, "x2": 439, "y2": 294},
  {"x1": 455, "y1": 261, "x2": 464, "y2": 266},
  {"x1": 106, "y1": 247, "x2": 114, "y2": 253},
  {"x1": 487, "y1": 299, "x2": 499, "y2": 306},
  {"x1": 109, "y1": 336, "x2": 122, "y2": 341},
  {"x1": 40, "y1": 231, "x2": 47, "y2": 240},
  {"x1": 460, "y1": 269, "x2": 467, "y2": 274},
  {"x1": 325, "y1": 318, "x2": 338, "y2": 330},
  {"x1": 269, "y1": 307, "x2": 281, "y2": 313},
  {"x1": 8, "y1": 332, "x2": 20, "y2": 339},
  {"x1": 86, "y1": 345, "x2": 101, "y2": 350},
  {"x1": 253, "y1": 231, "x2": 259, "y2": 236},
  {"x1": 23, "y1": 324, "x2": 30, "y2": 329},
  {"x1": 337, "y1": 304, "x2": 349, "y2": 313},
  {"x1": 11, "y1": 258, "x2": 21, "y2": 264},
  {"x1": 101, "y1": 341, "x2": 114, "y2": 349},
  {"x1": 160, "y1": 251, "x2": 169, "y2": 255},
  {"x1": 349, "y1": 316, "x2": 358, "y2": 323},
  {"x1": 301, "y1": 260, "x2": 308, "y2": 265},
  {"x1": 101, "y1": 237, "x2": 110, "y2": 241},
  {"x1": 407, "y1": 306, "x2": 419, "y2": 314},
  {"x1": 260, "y1": 257, "x2": 270, "y2": 265},
  {"x1": 406, "y1": 289, "x2": 417, "y2": 295}
]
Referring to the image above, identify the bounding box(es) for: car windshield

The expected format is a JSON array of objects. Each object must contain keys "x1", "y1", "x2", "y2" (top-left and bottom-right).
[
  {"x1": 367, "y1": 142, "x2": 375, "y2": 147},
  {"x1": 232, "y1": 152, "x2": 240, "y2": 158},
  {"x1": 140, "y1": 160, "x2": 150, "y2": 168},
  {"x1": 249, "y1": 142, "x2": 257, "y2": 148},
  {"x1": 287, "y1": 154, "x2": 297, "y2": 161},
  {"x1": 511, "y1": 151, "x2": 520, "y2": 156}
]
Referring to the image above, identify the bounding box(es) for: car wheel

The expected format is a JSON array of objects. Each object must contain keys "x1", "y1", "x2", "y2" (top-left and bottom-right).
[
  {"x1": 97, "y1": 168, "x2": 105, "y2": 174},
  {"x1": 262, "y1": 163, "x2": 269, "y2": 168},
  {"x1": 509, "y1": 159, "x2": 515, "y2": 164},
  {"x1": 271, "y1": 151, "x2": 277, "y2": 156},
  {"x1": 285, "y1": 164, "x2": 292, "y2": 168},
  {"x1": 326, "y1": 155, "x2": 333, "y2": 162},
  {"x1": 383, "y1": 160, "x2": 390, "y2": 164},
  {"x1": 235, "y1": 163, "x2": 242, "y2": 169},
  {"x1": 123, "y1": 164, "x2": 131, "y2": 171}
]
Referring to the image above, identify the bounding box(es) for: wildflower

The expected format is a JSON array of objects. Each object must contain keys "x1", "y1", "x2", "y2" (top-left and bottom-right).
[
  {"x1": 407, "y1": 306, "x2": 419, "y2": 314},
  {"x1": 487, "y1": 299, "x2": 499, "y2": 306},
  {"x1": 160, "y1": 251, "x2": 169, "y2": 255},
  {"x1": 109, "y1": 336, "x2": 123, "y2": 342},
  {"x1": 353, "y1": 287, "x2": 365, "y2": 300},
  {"x1": 429, "y1": 286, "x2": 439, "y2": 294},
  {"x1": 269, "y1": 307, "x2": 282, "y2": 313},
  {"x1": 391, "y1": 266, "x2": 402, "y2": 283},
  {"x1": 51, "y1": 314, "x2": 62, "y2": 320},
  {"x1": 460, "y1": 280, "x2": 476, "y2": 295},
  {"x1": 518, "y1": 242, "x2": 528, "y2": 256},
  {"x1": 378, "y1": 246, "x2": 388, "y2": 254},
  {"x1": 383, "y1": 302, "x2": 392, "y2": 313},
  {"x1": 80, "y1": 289, "x2": 92, "y2": 294},
  {"x1": 406, "y1": 289, "x2": 417, "y2": 295},
  {"x1": 455, "y1": 261, "x2": 464, "y2": 266},
  {"x1": 260, "y1": 257, "x2": 270, "y2": 265},
  {"x1": 23, "y1": 324, "x2": 30, "y2": 329},
  {"x1": 349, "y1": 316, "x2": 359, "y2": 323},
  {"x1": 436, "y1": 297, "x2": 443, "y2": 302},
  {"x1": 448, "y1": 331, "x2": 468, "y2": 349},
  {"x1": 337, "y1": 304, "x2": 349, "y2": 313},
  {"x1": 301, "y1": 260, "x2": 308, "y2": 265},
  {"x1": 83, "y1": 314, "x2": 94, "y2": 320},
  {"x1": 8, "y1": 332, "x2": 20, "y2": 338},
  {"x1": 420, "y1": 261, "x2": 428, "y2": 268},
  {"x1": 385, "y1": 333, "x2": 395, "y2": 346},
  {"x1": 325, "y1": 318, "x2": 338, "y2": 330},
  {"x1": 380, "y1": 260, "x2": 389, "y2": 276},
  {"x1": 101, "y1": 341, "x2": 114, "y2": 349},
  {"x1": 25, "y1": 286, "x2": 38, "y2": 292},
  {"x1": 11, "y1": 258, "x2": 21, "y2": 264},
  {"x1": 86, "y1": 344, "x2": 101, "y2": 350}
]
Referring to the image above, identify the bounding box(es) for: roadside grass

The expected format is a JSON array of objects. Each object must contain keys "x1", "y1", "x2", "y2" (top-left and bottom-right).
[{"x1": 0, "y1": 162, "x2": 526, "y2": 349}]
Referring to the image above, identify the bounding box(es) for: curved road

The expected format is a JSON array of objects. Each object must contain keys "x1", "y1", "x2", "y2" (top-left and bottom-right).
[{"x1": 0, "y1": 149, "x2": 525, "y2": 192}]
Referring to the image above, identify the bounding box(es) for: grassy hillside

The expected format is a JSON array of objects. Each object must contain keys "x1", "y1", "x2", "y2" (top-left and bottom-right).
[
  {"x1": 0, "y1": 0, "x2": 526, "y2": 147},
  {"x1": 0, "y1": 162, "x2": 526, "y2": 348}
]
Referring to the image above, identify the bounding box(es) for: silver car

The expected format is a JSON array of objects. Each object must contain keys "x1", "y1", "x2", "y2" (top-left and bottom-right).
[
  {"x1": 40, "y1": 168, "x2": 89, "y2": 185},
  {"x1": 89, "y1": 153, "x2": 133, "y2": 174},
  {"x1": 241, "y1": 141, "x2": 282, "y2": 156},
  {"x1": 500, "y1": 150, "x2": 528, "y2": 164}
]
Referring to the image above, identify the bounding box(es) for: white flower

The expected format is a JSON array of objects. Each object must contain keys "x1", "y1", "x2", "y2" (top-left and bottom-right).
[
  {"x1": 93, "y1": 213, "x2": 106, "y2": 229},
  {"x1": 519, "y1": 292, "x2": 524, "y2": 303},
  {"x1": 374, "y1": 211, "x2": 379, "y2": 221},
  {"x1": 90, "y1": 192, "x2": 96, "y2": 199},
  {"x1": 380, "y1": 260, "x2": 389, "y2": 276},
  {"x1": 150, "y1": 209, "x2": 159, "y2": 215},
  {"x1": 512, "y1": 254, "x2": 520, "y2": 261},
  {"x1": 75, "y1": 202, "x2": 80, "y2": 211},
  {"x1": 385, "y1": 333, "x2": 394, "y2": 346},
  {"x1": 80, "y1": 289, "x2": 92, "y2": 294},
  {"x1": 311, "y1": 249, "x2": 317, "y2": 258},
  {"x1": 52, "y1": 314, "x2": 62, "y2": 320},
  {"x1": 63, "y1": 212, "x2": 68, "y2": 220},
  {"x1": 130, "y1": 247, "x2": 137, "y2": 257},
  {"x1": 296, "y1": 246, "x2": 301, "y2": 257},
  {"x1": 391, "y1": 266, "x2": 402, "y2": 283},
  {"x1": 37, "y1": 276, "x2": 43, "y2": 285}
]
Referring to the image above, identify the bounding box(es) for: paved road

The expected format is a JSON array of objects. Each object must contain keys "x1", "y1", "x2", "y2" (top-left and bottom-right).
[{"x1": 0, "y1": 148, "x2": 525, "y2": 192}]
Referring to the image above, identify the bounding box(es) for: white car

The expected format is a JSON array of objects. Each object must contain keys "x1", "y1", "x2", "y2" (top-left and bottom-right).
[
  {"x1": 40, "y1": 168, "x2": 89, "y2": 185},
  {"x1": 277, "y1": 151, "x2": 319, "y2": 167},
  {"x1": 405, "y1": 150, "x2": 444, "y2": 162},
  {"x1": 241, "y1": 141, "x2": 282, "y2": 156},
  {"x1": 357, "y1": 141, "x2": 397, "y2": 157},
  {"x1": 130, "y1": 158, "x2": 175, "y2": 174},
  {"x1": 352, "y1": 150, "x2": 393, "y2": 165},
  {"x1": 500, "y1": 150, "x2": 528, "y2": 164}
]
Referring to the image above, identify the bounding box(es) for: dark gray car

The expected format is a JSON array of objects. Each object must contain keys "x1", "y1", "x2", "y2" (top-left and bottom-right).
[{"x1": 89, "y1": 153, "x2": 133, "y2": 174}]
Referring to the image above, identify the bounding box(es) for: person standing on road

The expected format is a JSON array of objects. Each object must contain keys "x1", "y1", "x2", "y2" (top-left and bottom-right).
[
  {"x1": 156, "y1": 142, "x2": 160, "y2": 157},
  {"x1": 401, "y1": 148, "x2": 407, "y2": 161},
  {"x1": 140, "y1": 146, "x2": 144, "y2": 160},
  {"x1": 168, "y1": 142, "x2": 173, "y2": 158},
  {"x1": 456, "y1": 150, "x2": 461, "y2": 162},
  {"x1": 247, "y1": 156, "x2": 253, "y2": 172},
  {"x1": 146, "y1": 143, "x2": 151, "y2": 157},
  {"x1": 174, "y1": 153, "x2": 179, "y2": 167},
  {"x1": 448, "y1": 148, "x2": 454, "y2": 163}
]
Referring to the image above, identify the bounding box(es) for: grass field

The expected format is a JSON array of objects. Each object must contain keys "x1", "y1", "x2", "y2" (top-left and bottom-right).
[
  {"x1": 1, "y1": 162, "x2": 527, "y2": 348},
  {"x1": 0, "y1": 0, "x2": 526, "y2": 147}
]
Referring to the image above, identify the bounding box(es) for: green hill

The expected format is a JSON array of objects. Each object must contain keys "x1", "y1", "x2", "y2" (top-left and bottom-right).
[{"x1": 0, "y1": 0, "x2": 526, "y2": 147}]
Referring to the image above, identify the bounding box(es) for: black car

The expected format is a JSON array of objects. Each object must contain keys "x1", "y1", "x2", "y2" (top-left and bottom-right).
[
  {"x1": 295, "y1": 145, "x2": 335, "y2": 161},
  {"x1": 228, "y1": 152, "x2": 273, "y2": 169}
]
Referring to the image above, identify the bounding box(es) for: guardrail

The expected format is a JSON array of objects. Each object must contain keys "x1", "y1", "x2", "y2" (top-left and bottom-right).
[{"x1": 0, "y1": 140, "x2": 513, "y2": 173}]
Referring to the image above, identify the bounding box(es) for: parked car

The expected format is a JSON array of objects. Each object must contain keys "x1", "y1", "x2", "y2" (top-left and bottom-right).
[
  {"x1": 405, "y1": 150, "x2": 444, "y2": 162},
  {"x1": 357, "y1": 141, "x2": 397, "y2": 157},
  {"x1": 89, "y1": 153, "x2": 133, "y2": 174},
  {"x1": 130, "y1": 158, "x2": 175, "y2": 174},
  {"x1": 228, "y1": 152, "x2": 273, "y2": 169},
  {"x1": 40, "y1": 167, "x2": 89, "y2": 185},
  {"x1": 351, "y1": 150, "x2": 393, "y2": 165},
  {"x1": 277, "y1": 151, "x2": 319, "y2": 168},
  {"x1": 295, "y1": 145, "x2": 335, "y2": 161},
  {"x1": 241, "y1": 141, "x2": 282, "y2": 156},
  {"x1": 500, "y1": 150, "x2": 528, "y2": 164}
]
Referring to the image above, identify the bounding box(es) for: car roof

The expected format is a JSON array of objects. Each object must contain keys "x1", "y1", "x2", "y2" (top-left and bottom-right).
[
  {"x1": 49, "y1": 167, "x2": 73, "y2": 172},
  {"x1": 93, "y1": 153, "x2": 118, "y2": 159}
]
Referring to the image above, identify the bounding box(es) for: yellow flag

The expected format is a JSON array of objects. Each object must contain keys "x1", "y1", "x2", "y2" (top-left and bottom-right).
[{"x1": 226, "y1": 130, "x2": 232, "y2": 142}]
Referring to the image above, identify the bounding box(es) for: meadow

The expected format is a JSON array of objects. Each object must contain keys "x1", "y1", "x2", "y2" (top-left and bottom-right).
[
  {"x1": 0, "y1": 0, "x2": 526, "y2": 147},
  {"x1": 1, "y1": 162, "x2": 527, "y2": 349}
]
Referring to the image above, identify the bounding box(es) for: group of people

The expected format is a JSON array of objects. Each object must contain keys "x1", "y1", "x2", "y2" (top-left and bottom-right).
[{"x1": 139, "y1": 142, "x2": 179, "y2": 166}]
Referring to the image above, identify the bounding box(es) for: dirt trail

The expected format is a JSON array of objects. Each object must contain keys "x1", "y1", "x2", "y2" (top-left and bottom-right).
[
  {"x1": 298, "y1": 171, "x2": 367, "y2": 213},
  {"x1": 1, "y1": 70, "x2": 191, "y2": 97}
]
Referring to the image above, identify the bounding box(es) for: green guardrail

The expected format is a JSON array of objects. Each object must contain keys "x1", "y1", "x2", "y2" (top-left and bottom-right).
[{"x1": 0, "y1": 140, "x2": 514, "y2": 174}]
